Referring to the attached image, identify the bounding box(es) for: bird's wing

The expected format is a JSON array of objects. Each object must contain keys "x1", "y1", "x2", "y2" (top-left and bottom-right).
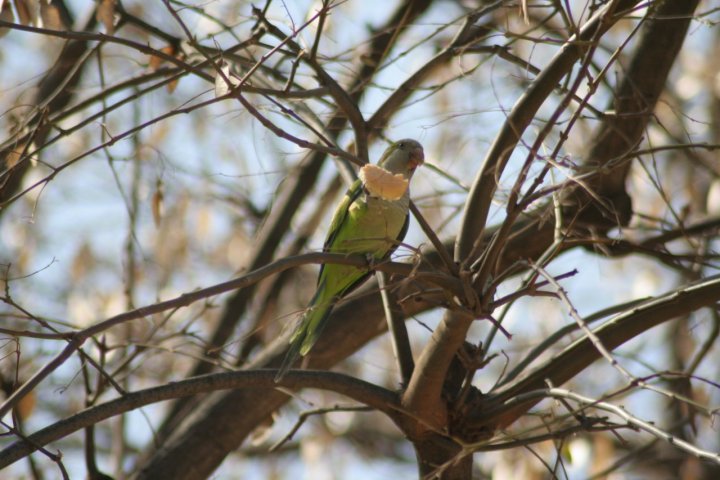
[
  {"x1": 388, "y1": 212, "x2": 410, "y2": 258},
  {"x1": 337, "y1": 208, "x2": 409, "y2": 299},
  {"x1": 317, "y1": 178, "x2": 363, "y2": 284}
]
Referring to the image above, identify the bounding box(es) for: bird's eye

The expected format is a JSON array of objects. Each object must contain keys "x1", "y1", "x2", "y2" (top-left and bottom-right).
[{"x1": 398, "y1": 142, "x2": 405, "y2": 148}]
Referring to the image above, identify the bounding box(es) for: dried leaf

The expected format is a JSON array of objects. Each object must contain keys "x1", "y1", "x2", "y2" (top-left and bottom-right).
[
  {"x1": 0, "y1": 1, "x2": 15, "y2": 38},
  {"x1": 40, "y1": 1, "x2": 64, "y2": 30},
  {"x1": 96, "y1": 0, "x2": 116, "y2": 35},
  {"x1": 149, "y1": 45, "x2": 181, "y2": 93},
  {"x1": 14, "y1": 0, "x2": 35, "y2": 26},
  {"x1": 707, "y1": 178, "x2": 720, "y2": 215},
  {"x1": 214, "y1": 62, "x2": 235, "y2": 98},
  {"x1": 520, "y1": 0, "x2": 529, "y2": 25},
  {"x1": 70, "y1": 242, "x2": 95, "y2": 282},
  {"x1": 166, "y1": 77, "x2": 178, "y2": 93},
  {"x1": 196, "y1": 205, "x2": 212, "y2": 239},
  {"x1": 28, "y1": 142, "x2": 37, "y2": 166},
  {"x1": 589, "y1": 435, "x2": 615, "y2": 477},
  {"x1": 151, "y1": 180, "x2": 164, "y2": 227},
  {"x1": 148, "y1": 53, "x2": 163, "y2": 71},
  {"x1": 149, "y1": 45, "x2": 176, "y2": 71},
  {"x1": 5, "y1": 143, "x2": 25, "y2": 169},
  {"x1": 15, "y1": 390, "x2": 36, "y2": 420}
]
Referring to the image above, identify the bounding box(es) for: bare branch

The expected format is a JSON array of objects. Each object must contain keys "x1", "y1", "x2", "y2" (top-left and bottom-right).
[{"x1": 0, "y1": 370, "x2": 400, "y2": 468}]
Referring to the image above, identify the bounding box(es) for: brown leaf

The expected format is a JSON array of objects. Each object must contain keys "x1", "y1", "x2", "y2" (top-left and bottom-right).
[
  {"x1": 151, "y1": 179, "x2": 164, "y2": 227},
  {"x1": 149, "y1": 45, "x2": 176, "y2": 71},
  {"x1": 166, "y1": 78, "x2": 179, "y2": 93},
  {"x1": 0, "y1": 0, "x2": 15, "y2": 38},
  {"x1": 96, "y1": 0, "x2": 116, "y2": 35},
  {"x1": 5, "y1": 143, "x2": 26, "y2": 169},
  {"x1": 15, "y1": 390, "x2": 36, "y2": 421},
  {"x1": 149, "y1": 45, "x2": 181, "y2": 93},
  {"x1": 70, "y1": 242, "x2": 95, "y2": 282},
  {"x1": 40, "y1": 1, "x2": 65, "y2": 30},
  {"x1": 14, "y1": 0, "x2": 35, "y2": 26}
]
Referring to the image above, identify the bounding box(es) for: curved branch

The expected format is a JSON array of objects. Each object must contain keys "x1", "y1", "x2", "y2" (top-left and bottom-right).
[
  {"x1": 0, "y1": 370, "x2": 400, "y2": 468},
  {"x1": 485, "y1": 387, "x2": 720, "y2": 464},
  {"x1": 0, "y1": 251, "x2": 459, "y2": 420},
  {"x1": 367, "y1": 3, "x2": 497, "y2": 134},
  {"x1": 472, "y1": 274, "x2": 720, "y2": 429}
]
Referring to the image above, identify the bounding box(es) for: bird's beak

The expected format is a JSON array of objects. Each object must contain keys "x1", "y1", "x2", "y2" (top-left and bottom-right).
[{"x1": 408, "y1": 146, "x2": 425, "y2": 171}]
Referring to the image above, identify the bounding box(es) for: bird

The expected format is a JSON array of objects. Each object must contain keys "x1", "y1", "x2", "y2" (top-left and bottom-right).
[{"x1": 275, "y1": 139, "x2": 424, "y2": 382}]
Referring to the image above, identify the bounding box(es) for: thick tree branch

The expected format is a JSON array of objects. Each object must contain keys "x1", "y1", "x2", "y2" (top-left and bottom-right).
[
  {"x1": 0, "y1": 251, "x2": 458, "y2": 420},
  {"x1": 455, "y1": 0, "x2": 640, "y2": 263},
  {"x1": 399, "y1": 0, "x2": 701, "y2": 448},
  {"x1": 399, "y1": 0, "x2": 642, "y2": 442},
  {"x1": 473, "y1": 274, "x2": 720, "y2": 429},
  {"x1": 0, "y1": 370, "x2": 400, "y2": 468}
]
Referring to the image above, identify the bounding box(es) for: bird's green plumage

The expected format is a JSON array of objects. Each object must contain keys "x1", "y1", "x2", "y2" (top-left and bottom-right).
[{"x1": 276, "y1": 139, "x2": 424, "y2": 382}]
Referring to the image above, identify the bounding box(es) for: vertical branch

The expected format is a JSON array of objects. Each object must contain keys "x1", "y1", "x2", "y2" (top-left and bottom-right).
[
  {"x1": 309, "y1": 0, "x2": 330, "y2": 61},
  {"x1": 400, "y1": 0, "x2": 642, "y2": 442},
  {"x1": 376, "y1": 271, "x2": 414, "y2": 386},
  {"x1": 454, "y1": 0, "x2": 639, "y2": 264}
]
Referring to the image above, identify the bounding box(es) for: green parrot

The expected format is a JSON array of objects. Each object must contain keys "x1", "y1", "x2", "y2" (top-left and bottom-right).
[{"x1": 275, "y1": 139, "x2": 424, "y2": 382}]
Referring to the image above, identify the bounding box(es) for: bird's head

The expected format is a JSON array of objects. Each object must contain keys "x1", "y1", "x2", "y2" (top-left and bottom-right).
[{"x1": 378, "y1": 139, "x2": 424, "y2": 179}]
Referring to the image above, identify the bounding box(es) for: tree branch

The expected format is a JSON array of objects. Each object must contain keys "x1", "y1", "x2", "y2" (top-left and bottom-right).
[
  {"x1": 0, "y1": 370, "x2": 400, "y2": 468},
  {"x1": 473, "y1": 274, "x2": 720, "y2": 429},
  {"x1": 454, "y1": 0, "x2": 640, "y2": 263}
]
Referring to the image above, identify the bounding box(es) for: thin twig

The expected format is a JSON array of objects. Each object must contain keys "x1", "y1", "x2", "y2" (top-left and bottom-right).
[
  {"x1": 270, "y1": 404, "x2": 372, "y2": 452},
  {"x1": 546, "y1": 387, "x2": 720, "y2": 464}
]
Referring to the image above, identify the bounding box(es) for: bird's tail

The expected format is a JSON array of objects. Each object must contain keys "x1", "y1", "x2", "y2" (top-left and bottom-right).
[{"x1": 274, "y1": 293, "x2": 335, "y2": 383}]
